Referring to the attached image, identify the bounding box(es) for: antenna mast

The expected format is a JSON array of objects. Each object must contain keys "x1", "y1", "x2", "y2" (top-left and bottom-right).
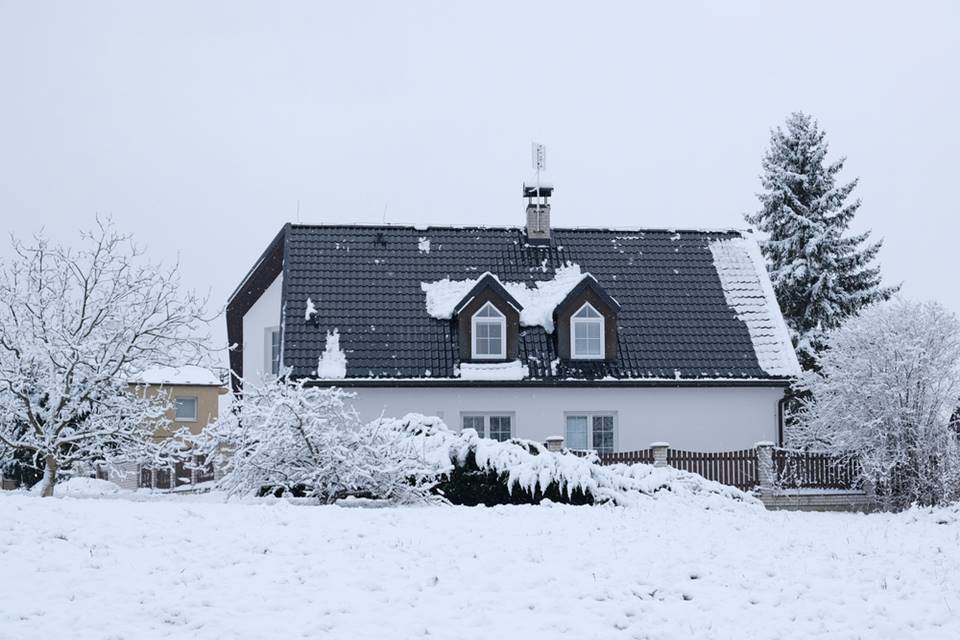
[{"x1": 531, "y1": 142, "x2": 546, "y2": 231}]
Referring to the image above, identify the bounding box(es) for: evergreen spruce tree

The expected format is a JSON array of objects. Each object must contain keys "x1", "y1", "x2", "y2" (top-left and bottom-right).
[{"x1": 746, "y1": 112, "x2": 898, "y2": 369}]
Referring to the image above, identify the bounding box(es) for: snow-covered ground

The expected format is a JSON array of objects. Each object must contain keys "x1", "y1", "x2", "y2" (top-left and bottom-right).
[{"x1": 1, "y1": 492, "x2": 958, "y2": 639}]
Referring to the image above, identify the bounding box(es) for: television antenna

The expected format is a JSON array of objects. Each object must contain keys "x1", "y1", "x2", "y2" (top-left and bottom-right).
[{"x1": 531, "y1": 142, "x2": 546, "y2": 197}]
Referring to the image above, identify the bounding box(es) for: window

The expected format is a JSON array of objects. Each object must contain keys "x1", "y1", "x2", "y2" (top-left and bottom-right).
[
  {"x1": 565, "y1": 413, "x2": 616, "y2": 454},
  {"x1": 471, "y1": 302, "x2": 506, "y2": 359},
  {"x1": 571, "y1": 303, "x2": 604, "y2": 359},
  {"x1": 269, "y1": 327, "x2": 282, "y2": 375},
  {"x1": 461, "y1": 414, "x2": 513, "y2": 441},
  {"x1": 462, "y1": 415, "x2": 485, "y2": 437},
  {"x1": 489, "y1": 416, "x2": 512, "y2": 442},
  {"x1": 174, "y1": 396, "x2": 198, "y2": 422}
]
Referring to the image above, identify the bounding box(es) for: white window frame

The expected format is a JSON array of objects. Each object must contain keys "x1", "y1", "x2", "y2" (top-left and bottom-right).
[
  {"x1": 570, "y1": 302, "x2": 605, "y2": 360},
  {"x1": 265, "y1": 326, "x2": 281, "y2": 376},
  {"x1": 174, "y1": 396, "x2": 198, "y2": 423},
  {"x1": 471, "y1": 302, "x2": 507, "y2": 360},
  {"x1": 564, "y1": 412, "x2": 617, "y2": 453},
  {"x1": 460, "y1": 412, "x2": 515, "y2": 442}
]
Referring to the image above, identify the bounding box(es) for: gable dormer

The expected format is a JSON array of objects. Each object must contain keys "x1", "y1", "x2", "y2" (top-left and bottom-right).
[
  {"x1": 553, "y1": 277, "x2": 620, "y2": 361},
  {"x1": 453, "y1": 273, "x2": 523, "y2": 362}
]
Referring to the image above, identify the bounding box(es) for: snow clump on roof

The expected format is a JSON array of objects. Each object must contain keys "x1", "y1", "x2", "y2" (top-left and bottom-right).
[{"x1": 316, "y1": 329, "x2": 347, "y2": 379}]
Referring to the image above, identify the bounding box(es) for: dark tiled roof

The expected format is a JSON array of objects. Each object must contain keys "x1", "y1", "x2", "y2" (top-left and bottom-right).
[{"x1": 279, "y1": 224, "x2": 784, "y2": 382}]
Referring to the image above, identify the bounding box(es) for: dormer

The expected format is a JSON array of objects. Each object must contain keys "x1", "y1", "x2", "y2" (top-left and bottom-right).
[
  {"x1": 553, "y1": 277, "x2": 620, "y2": 361},
  {"x1": 453, "y1": 273, "x2": 523, "y2": 362}
]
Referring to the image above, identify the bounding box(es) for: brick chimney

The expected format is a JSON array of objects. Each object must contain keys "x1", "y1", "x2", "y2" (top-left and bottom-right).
[{"x1": 523, "y1": 182, "x2": 553, "y2": 245}]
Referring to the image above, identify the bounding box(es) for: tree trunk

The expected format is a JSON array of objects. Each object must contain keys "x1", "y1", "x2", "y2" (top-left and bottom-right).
[{"x1": 39, "y1": 455, "x2": 58, "y2": 497}]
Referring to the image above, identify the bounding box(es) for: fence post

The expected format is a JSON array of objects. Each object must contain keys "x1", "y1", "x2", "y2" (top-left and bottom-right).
[
  {"x1": 544, "y1": 436, "x2": 564, "y2": 453},
  {"x1": 755, "y1": 441, "x2": 774, "y2": 495},
  {"x1": 650, "y1": 442, "x2": 670, "y2": 468}
]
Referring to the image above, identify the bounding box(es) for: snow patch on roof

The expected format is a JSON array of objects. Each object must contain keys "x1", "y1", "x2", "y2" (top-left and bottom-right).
[
  {"x1": 709, "y1": 236, "x2": 801, "y2": 377},
  {"x1": 304, "y1": 297, "x2": 317, "y2": 322},
  {"x1": 459, "y1": 360, "x2": 526, "y2": 381},
  {"x1": 316, "y1": 330, "x2": 347, "y2": 379},
  {"x1": 418, "y1": 237, "x2": 431, "y2": 254},
  {"x1": 129, "y1": 365, "x2": 222, "y2": 386},
  {"x1": 420, "y1": 264, "x2": 589, "y2": 333}
]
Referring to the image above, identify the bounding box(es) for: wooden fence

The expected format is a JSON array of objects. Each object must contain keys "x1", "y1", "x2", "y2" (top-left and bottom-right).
[
  {"x1": 591, "y1": 445, "x2": 858, "y2": 493},
  {"x1": 773, "y1": 449, "x2": 861, "y2": 490},
  {"x1": 597, "y1": 449, "x2": 654, "y2": 465},
  {"x1": 668, "y1": 448, "x2": 759, "y2": 491}
]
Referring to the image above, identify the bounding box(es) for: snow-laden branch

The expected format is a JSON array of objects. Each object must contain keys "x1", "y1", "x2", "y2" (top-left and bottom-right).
[{"x1": 0, "y1": 219, "x2": 213, "y2": 496}]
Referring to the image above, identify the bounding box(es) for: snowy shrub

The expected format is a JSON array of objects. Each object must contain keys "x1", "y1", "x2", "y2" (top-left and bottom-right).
[
  {"x1": 195, "y1": 379, "x2": 435, "y2": 503},
  {"x1": 380, "y1": 414, "x2": 757, "y2": 507},
  {"x1": 0, "y1": 221, "x2": 210, "y2": 496},
  {"x1": 794, "y1": 299, "x2": 960, "y2": 507}
]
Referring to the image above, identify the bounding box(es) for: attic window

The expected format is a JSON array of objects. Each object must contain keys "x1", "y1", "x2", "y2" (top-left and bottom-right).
[
  {"x1": 571, "y1": 303, "x2": 604, "y2": 359},
  {"x1": 472, "y1": 302, "x2": 506, "y2": 360}
]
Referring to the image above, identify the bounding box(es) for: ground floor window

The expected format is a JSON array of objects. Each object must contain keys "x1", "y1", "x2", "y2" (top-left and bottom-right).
[
  {"x1": 565, "y1": 413, "x2": 616, "y2": 454},
  {"x1": 461, "y1": 414, "x2": 513, "y2": 442}
]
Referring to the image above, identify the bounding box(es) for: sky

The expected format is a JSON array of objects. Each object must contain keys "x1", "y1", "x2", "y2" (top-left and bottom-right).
[{"x1": 2, "y1": 1, "x2": 958, "y2": 354}]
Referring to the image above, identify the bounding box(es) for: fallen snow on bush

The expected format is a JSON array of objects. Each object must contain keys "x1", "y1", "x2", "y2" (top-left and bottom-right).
[
  {"x1": 2, "y1": 493, "x2": 958, "y2": 639},
  {"x1": 383, "y1": 414, "x2": 757, "y2": 507}
]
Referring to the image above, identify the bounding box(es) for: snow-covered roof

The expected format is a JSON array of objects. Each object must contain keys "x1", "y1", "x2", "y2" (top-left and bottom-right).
[
  {"x1": 708, "y1": 237, "x2": 802, "y2": 377},
  {"x1": 129, "y1": 366, "x2": 223, "y2": 387},
  {"x1": 421, "y1": 265, "x2": 592, "y2": 333},
  {"x1": 257, "y1": 225, "x2": 798, "y2": 383}
]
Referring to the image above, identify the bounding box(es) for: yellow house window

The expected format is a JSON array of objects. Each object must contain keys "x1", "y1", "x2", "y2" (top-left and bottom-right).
[{"x1": 174, "y1": 396, "x2": 198, "y2": 422}]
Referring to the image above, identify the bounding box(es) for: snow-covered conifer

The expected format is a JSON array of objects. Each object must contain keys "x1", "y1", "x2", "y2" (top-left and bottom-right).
[
  {"x1": 0, "y1": 221, "x2": 210, "y2": 496},
  {"x1": 794, "y1": 299, "x2": 960, "y2": 507},
  {"x1": 746, "y1": 112, "x2": 898, "y2": 368},
  {"x1": 195, "y1": 379, "x2": 434, "y2": 502}
]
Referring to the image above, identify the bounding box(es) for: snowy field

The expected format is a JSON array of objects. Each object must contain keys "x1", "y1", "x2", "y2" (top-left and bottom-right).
[{"x1": 1, "y1": 491, "x2": 959, "y2": 640}]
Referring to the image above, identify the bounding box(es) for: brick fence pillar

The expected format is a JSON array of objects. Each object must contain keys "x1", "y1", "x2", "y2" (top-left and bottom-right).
[
  {"x1": 544, "y1": 436, "x2": 564, "y2": 452},
  {"x1": 755, "y1": 441, "x2": 775, "y2": 495},
  {"x1": 650, "y1": 442, "x2": 670, "y2": 468}
]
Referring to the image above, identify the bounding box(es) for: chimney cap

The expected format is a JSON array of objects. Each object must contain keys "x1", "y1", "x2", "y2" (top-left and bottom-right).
[{"x1": 522, "y1": 182, "x2": 554, "y2": 198}]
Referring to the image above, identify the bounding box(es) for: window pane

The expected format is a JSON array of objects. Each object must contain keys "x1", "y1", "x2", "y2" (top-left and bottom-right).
[
  {"x1": 477, "y1": 303, "x2": 502, "y2": 318},
  {"x1": 175, "y1": 397, "x2": 197, "y2": 421},
  {"x1": 574, "y1": 304, "x2": 601, "y2": 318},
  {"x1": 475, "y1": 320, "x2": 504, "y2": 356},
  {"x1": 462, "y1": 415, "x2": 485, "y2": 437},
  {"x1": 271, "y1": 329, "x2": 281, "y2": 375},
  {"x1": 489, "y1": 416, "x2": 511, "y2": 441},
  {"x1": 565, "y1": 416, "x2": 588, "y2": 449},
  {"x1": 592, "y1": 415, "x2": 614, "y2": 454},
  {"x1": 573, "y1": 320, "x2": 602, "y2": 357}
]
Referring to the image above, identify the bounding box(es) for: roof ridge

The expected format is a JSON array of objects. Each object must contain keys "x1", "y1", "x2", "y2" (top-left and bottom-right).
[{"x1": 287, "y1": 222, "x2": 747, "y2": 235}]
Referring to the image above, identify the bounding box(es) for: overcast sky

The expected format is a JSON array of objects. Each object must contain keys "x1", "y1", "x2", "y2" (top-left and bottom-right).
[{"x1": 2, "y1": 1, "x2": 958, "y2": 352}]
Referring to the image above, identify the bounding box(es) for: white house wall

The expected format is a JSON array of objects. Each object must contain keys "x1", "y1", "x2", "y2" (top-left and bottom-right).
[
  {"x1": 241, "y1": 274, "x2": 283, "y2": 387},
  {"x1": 348, "y1": 385, "x2": 784, "y2": 451}
]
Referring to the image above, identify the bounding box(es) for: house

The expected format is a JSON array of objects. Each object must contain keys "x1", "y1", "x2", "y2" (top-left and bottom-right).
[
  {"x1": 118, "y1": 365, "x2": 227, "y2": 489},
  {"x1": 226, "y1": 185, "x2": 800, "y2": 453}
]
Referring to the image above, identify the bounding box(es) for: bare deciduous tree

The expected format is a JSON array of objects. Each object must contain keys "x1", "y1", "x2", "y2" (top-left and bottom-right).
[{"x1": 0, "y1": 220, "x2": 211, "y2": 496}]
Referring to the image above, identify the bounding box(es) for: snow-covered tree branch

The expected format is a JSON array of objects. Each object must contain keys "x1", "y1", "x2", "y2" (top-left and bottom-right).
[
  {"x1": 0, "y1": 220, "x2": 212, "y2": 496},
  {"x1": 793, "y1": 299, "x2": 960, "y2": 507},
  {"x1": 193, "y1": 379, "x2": 434, "y2": 503}
]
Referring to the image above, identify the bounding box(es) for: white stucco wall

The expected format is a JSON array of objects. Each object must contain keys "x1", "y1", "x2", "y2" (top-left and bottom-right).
[
  {"x1": 347, "y1": 385, "x2": 784, "y2": 451},
  {"x1": 241, "y1": 274, "x2": 283, "y2": 387}
]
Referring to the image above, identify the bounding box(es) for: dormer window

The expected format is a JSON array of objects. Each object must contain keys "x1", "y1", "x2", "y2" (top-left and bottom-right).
[
  {"x1": 571, "y1": 303, "x2": 604, "y2": 359},
  {"x1": 472, "y1": 302, "x2": 506, "y2": 359}
]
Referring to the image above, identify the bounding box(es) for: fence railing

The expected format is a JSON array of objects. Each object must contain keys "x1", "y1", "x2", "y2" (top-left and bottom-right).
[
  {"x1": 773, "y1": 448, "x2": 861, "y2": 490},
  {"x1": 576, "y1": 441, "x2": 862, "y2": 493},
  {"x1": 667, "y1": 448, "x2": 759, "y2": 491},
  {"x1": 598, "y1": 449, "x2": 654, "y2": 465}
]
